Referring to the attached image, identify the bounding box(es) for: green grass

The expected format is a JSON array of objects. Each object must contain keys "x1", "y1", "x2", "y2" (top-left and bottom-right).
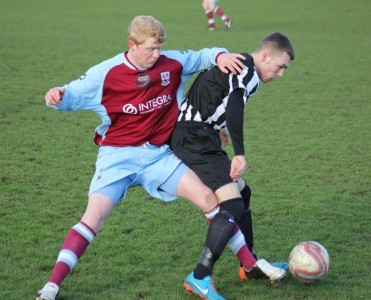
[{"x1": 1, "y1": 0, "x2": 370, "y2": 299}]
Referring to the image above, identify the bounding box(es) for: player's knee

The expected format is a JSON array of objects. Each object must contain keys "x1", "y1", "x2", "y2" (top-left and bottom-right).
[
  {"x1": 199, "y1": 185, "x2": 218, "y2": 210},
  {"x1": 82, "y1": 194, "x2": 114, "y2": 232}
]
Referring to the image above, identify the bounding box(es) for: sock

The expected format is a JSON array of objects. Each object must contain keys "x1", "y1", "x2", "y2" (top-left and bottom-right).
[
  {"x1": 48, "y1": 222, "x2": 96, "y2": 286},
  {"x1": 204, "y1": 205, "x2": 220, "y2": 222},
  {"x1": 237, "y1": 209, "x2": 254, "y2": 251},
  {"x1": 205, "y1": 9, "x2": 215, "y2": 29},
  {"x1": 227, "y1": 226, "x2": 257, "y2": 270},
  {"x1": 194, "y1": 248, "x2": 214, "y2": 279},
  {"x1": 194, "y1": 210, "x2": 236, "y2": 279},
  {"x1": 214, "y1": 6, "x2": 230, "y2": 23},
  {"x1": 203, "y1": 197, "x2": 257, "y2": 271},
  {"x1": 239, "y1": 184, "x2": 254, "y2": 251}
]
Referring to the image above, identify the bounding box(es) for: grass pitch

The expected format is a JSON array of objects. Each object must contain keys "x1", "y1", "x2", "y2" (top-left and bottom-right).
[{"x1": 0, "y1": 0, "x2": 370, "y2": 299}]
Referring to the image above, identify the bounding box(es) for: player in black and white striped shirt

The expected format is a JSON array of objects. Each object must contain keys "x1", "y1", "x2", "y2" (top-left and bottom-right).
[{"x1": 171, "y1": 32, "x2": 295, "y2": 300}]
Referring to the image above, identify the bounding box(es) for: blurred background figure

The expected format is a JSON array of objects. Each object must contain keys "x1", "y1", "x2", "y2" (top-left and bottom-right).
[{"x1": 202, "y1": 0, "x2": 232, "y2": 31}]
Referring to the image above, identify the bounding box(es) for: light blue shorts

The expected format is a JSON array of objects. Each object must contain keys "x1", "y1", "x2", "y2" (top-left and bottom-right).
[{"x1": 88, "y1": 143, "x2": 188, "y2": 205}]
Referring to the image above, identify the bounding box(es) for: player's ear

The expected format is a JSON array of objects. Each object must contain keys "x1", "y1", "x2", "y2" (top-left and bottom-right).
[
  {"x1": 261, "y1": 50, "x2": 270, "y2": 62},
  {"x1": 128, "y1": 39, "x2": 137, "y2": 50}
]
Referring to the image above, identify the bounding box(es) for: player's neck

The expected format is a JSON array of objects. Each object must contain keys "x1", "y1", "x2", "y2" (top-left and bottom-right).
[{"x1": 126, "y1": 51, "x2": 146, "y2": 70}]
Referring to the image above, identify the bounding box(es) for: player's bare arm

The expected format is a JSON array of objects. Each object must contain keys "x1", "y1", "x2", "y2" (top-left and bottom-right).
[
  {"x1": 216, "y1": 52, "x2": 246, "y2": 75},
  {"x1": 45, "y1": 87, "x2": 65, "y2": 105}
]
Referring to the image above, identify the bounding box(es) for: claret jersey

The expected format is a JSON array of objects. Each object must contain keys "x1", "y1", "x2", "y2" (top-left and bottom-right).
[{"x1": 49, "y1": 48, "x2": 227, "y2": 147}]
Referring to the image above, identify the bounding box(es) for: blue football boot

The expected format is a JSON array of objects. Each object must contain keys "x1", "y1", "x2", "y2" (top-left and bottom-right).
[{"x1": 184, "y1": 271, "x2": 225, "y2": 300}]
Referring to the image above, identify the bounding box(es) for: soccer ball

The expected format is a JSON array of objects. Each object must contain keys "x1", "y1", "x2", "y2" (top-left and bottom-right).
[{"x1": 288, "y1": 241, "x2": 330, "y2": 283}]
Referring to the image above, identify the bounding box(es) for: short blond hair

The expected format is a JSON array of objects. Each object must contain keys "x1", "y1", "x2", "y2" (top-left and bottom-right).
[{"x1": 127, "y1": 16, "x2": 166, "y2": 45}]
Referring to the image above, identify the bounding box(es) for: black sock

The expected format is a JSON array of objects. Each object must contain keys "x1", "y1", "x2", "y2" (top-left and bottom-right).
[
  {"x1": 193, "y1": 210, "x2": 236, "y2": 279},
  {"x1": 239, "y1": 184, "x2": 254, "y2": 251},
  {"x1": 237, "y1": 209, "x2": 254, "y2": 251}
]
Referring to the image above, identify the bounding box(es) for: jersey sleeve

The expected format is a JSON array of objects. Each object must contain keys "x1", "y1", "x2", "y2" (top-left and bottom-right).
[
  {"x1": 163, "y1": 48, "x2": 227, "y2": 74},
  {"x1": 47, "y1": 54, "x2": 123, "y2": 112},
  {"x1": 226, "y1": 88, "x2": 245, "y2": 155},
  {"x1": 225, "y1": 54, "x2": 259, "y2": 156}
]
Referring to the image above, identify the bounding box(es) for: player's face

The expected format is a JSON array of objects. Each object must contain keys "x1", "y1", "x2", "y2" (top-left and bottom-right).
[
  {"x1": 259, "y1": 51, "x2": 291, "y2": 83},
  {"x1": 129, "y1": 38, "x2": 163, "y2": 69}
]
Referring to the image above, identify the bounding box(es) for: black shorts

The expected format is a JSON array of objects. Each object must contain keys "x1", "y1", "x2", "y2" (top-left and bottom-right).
[{"x1": 170, "y1": 121, "x2": 233, "y2": 192}]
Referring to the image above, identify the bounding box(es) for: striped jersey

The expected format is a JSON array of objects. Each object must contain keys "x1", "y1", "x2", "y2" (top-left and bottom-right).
[
  {"x1": 48, "y1": 48, "x2": 227, "y2": 147},
  {"x1": 178, "y1": 52, "x2": 259, "y2": 131}
]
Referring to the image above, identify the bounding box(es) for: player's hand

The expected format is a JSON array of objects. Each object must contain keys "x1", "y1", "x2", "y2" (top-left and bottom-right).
[
  {"x1": 45, "y1": 87, "x2": 65, "y2": 105},
  {"x1": 216, "y1": 52, "x2": 245, "y2": 75},
  {"x1": 230, "y1": 155, "x2": 247, "y2": 181},
  {"x1": 219, "y1": 127, "x2": 230, "y2": 147}
]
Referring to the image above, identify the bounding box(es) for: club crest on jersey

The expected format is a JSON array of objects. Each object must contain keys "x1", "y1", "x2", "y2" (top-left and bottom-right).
[{"x1": 161, "y1": 72, "x2": 170, "y2": 86}]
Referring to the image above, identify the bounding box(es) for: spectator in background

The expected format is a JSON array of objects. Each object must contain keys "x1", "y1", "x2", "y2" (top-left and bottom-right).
[{"x1": 202, "y1": 0, "x2": 232, "y2": 31}]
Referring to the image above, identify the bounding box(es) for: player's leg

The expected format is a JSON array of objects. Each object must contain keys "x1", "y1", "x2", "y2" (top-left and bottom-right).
[
  {"x1": 36, "y1": 194, "x2": 114, "y2": 300},
  {"x1": 183, "y1": 197, "x2": 239, "y2": 300},
  {"x1": 236, "y1": 180, "x2": 289, "y2": 280},
  {"x1": 173, "y1": 166, "x2": 255, "y2": 268},
  {"x1": 237, "y1": 179, "x2": 254, "y2": 253},
  {"x1": 203, "y1": 0, "x2": 216, "y2": 30},
  {"x1": 217, "y1": 185, "x2": 287, "y2": 281},
  {"x1": 194, "y1": 183, "x2": 256, "y2": 278},
  {"x1": 182, "y1": 183, "x2": 257, "y2": 299},
  {"x1": 36, "y1": 177, "x2": 130, "y2": 300},
  {"x1": 192, "y1": 182, "x2": 286, "y2": 283},
  {"x1": 212, "y1": 3, "x2": 232, "y2": 29},
  {"x1": 172, "y1": 163, "x2": 254, "y2": 269},
  {"x1": 184, "y1": 206, "x2": 236, "y2": 300},
  {"x1": 175, "y1": 168, "x2": 218, "y2": 212},
  {"x1": 139, "y1": 142, "x2": 217, "y2": 209},
  {"x1": 161, "y1": 165, "x2": 229, "y2": 299}
]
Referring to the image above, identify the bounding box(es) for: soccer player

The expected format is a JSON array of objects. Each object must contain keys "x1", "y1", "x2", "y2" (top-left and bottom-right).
[
  {"x1": 170, "y1": 32, "x2": 295, "y2": 299},
  {"x1": 202, "y1": 0, "x2": 232, "y2": 31},
  {"x1": 35, "y1": 15, "x2": 246, "y2": 300}
]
